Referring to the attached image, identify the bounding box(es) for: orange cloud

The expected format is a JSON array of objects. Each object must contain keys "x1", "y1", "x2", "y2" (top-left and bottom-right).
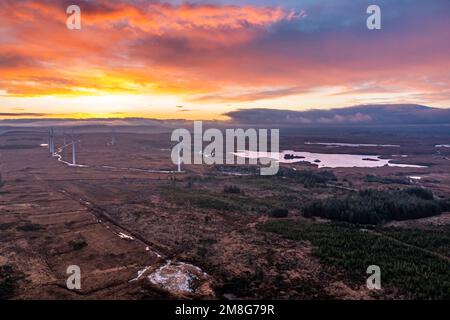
[
  {"x1": 0, "y1": 0, "x2": 302, "y2": 99},
  {"x1": 0, "y1": 0, "x2": 449, "y2": 119}
]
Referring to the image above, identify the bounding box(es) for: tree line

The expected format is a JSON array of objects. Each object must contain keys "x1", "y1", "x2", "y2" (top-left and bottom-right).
[{"x1": 302, "y1": 188, "x2": 446, "y2": 224}]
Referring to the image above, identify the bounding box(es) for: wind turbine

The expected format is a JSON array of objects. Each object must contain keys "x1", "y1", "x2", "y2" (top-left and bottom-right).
[
  {"x1": 48, "y1": 128, "x2": 55, "y2": 156},
  {"x1": 72, "y1": 141, "x2": 77, "y2": 165},
  {"x1": 68, "y1": 132, "x2": 79, "y2": 166},
  {"x1": 48, "y1": 130, "x2": 52, "y2": 154},
  {"x1": 177, "y1": 143, "x2": 181, "y2": 172},
  {"x1": 111, "y1": 128, "x2": 116, "y2": 146},
  {"x1": 170, "y1": 141, "x2": 182, "y2": 173}
]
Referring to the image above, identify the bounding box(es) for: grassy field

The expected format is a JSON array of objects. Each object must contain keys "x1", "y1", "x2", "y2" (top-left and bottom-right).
[
  {"x1": 161, "y1": 169, "x2": 347, "y2": 214},
  {"x1": 160, "y1": 184, "x2": 281, "y2": 213},
  {"x1": 259, "y1": 220, "x2": 450, "y2": 299}
]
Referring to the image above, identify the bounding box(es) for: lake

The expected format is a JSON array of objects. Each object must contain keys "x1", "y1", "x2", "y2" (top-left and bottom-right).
[
  {"x1": 305, "y1": 142, "x2": 400, "y2": 147},
  {"x1": 233, "y1": 150, "x2": 426, "y2": 169}
]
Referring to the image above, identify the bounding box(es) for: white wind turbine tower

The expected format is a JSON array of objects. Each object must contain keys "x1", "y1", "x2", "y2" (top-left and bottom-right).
[
  {"x1": 111, "y1": 128, "x2": 116, "y2": 146},
  {"x1": 72, "y1": 142, "x2": 76, "y2": 166},
  {"x1": 170, "y1": 141, "x2": 182, "y2": 172},
  {"x1": 59, "y1": 131, "x2": 79, "y2": 166},
  {"x1": 69, "y1": 132, "x2": 78, "y2": 166},
  {"x1": 177, "y1": 143, "x2": 181, "y2": 172},
  {"x1": 48, "y1": 128, "x2": 55, "y2": 156},
  {"x1": 48, "y1": 130, "x2": 52, "y2": 154}
]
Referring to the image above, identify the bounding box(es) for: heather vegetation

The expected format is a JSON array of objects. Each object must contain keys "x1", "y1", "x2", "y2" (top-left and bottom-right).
[
  {"x1": 17, "y1": 223, "x2": 43, "y2": 232},
  {"x1": 161, "y1": 185, "x2": 278, "y2": 213},
  {"x1": 0, "y1": 265, "x2": 22, "y2": 300},
  {"x1": 223, "y1": 185, "x2": 241, "y2": 194},
  {"x1": 69, "y1": 237, "x2": 88, "y2": 250},
  {"x1": 0, "y1": 144, "x2": 39, "y2": 150},
  {"x1": 364, "y1": 174, "x2": 410, "y2": 185}
]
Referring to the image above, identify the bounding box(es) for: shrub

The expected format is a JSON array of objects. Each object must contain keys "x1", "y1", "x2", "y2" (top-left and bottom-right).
[
  {"x1": 70, "y1": 237, "x2": 88, "y2": 250},
  {"x1": 224, "y1": 185, "x2": 241, "y2": 194},
  {"x1": 17, "y1": 223, "x2": 43, "y2": 232},
  {"x1": 438, "y1": 199, "x2": 450, "y2": 211},
  {"x1": 405, "y1": 188, "x2": 434, "y2": 200},
  {"x1": 0, "y1": 265, "x2": 20, "y2": 300},
  {"x1": 270, "y1": 208, "x2": 289, "y2": 218}
]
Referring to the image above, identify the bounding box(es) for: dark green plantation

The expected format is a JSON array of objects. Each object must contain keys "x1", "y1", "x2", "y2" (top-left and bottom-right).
[
  {"x1": 302, "y1": 188, "x2": 445, "y2": 224},
  {"x1": 259, "y1": 220, "x2": 450, "y2": 300},
  {"x1": 275, "y1": 168, "x2": 337, "y2": 187},
  {"x1": 379, "y1": 227, "x2": 450, "y2": 257}
]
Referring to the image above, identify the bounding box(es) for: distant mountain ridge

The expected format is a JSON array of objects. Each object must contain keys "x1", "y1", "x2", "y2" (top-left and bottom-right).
[
  {"x1": 1, "y1": 104, "x2": 450, "y2": 127},
  {"x1": 225, "y1": 104, "x2": 450, "y2": 125}
]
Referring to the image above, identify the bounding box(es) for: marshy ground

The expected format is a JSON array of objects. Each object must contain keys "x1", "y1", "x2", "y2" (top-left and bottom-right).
[{"x1": 1, "y1": 125, "x2": 449, "y2": 300}]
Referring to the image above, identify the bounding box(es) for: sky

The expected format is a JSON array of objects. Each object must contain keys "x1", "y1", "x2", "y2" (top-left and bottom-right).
[{"x1": 1, "y1": 0, "x2": 450, "y2": 120}]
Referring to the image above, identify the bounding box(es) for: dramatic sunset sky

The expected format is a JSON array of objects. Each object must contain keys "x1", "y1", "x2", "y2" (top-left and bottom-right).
[{"x1": 1, "y1": 0, "x2": 450, "y2": 120}]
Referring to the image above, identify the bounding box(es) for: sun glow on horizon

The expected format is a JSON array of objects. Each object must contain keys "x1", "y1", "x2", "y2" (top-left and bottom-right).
[{"x1": 1, "y1": 0, "x2": 450, "y2": 120}]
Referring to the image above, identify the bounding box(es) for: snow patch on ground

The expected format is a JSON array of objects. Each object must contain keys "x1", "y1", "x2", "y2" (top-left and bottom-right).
[
  {"x1": 118, "y1": 232, "x2": 134, "y2": 240},
  {"x1": 148, "y1": 261, "x2": 208, "y2": 294},
  {"x1": 129, "y1": 266, "x2": 152, "y2": 282}
]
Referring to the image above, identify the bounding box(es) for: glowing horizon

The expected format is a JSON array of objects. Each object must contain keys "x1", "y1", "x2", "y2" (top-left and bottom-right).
[{"x1": 1, "y1": 0, "x2": 450, "y2": 120}]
